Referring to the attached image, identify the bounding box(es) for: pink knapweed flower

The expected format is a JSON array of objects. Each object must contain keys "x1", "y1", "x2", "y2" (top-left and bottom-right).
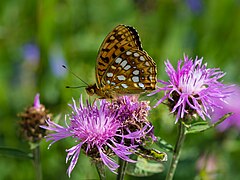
[
  {"x1": 41, "y1": 96, "x2": 154, "y2": 177},
  {"x1": 149, "y1": 55, "x2": 230, "y2": 122}
]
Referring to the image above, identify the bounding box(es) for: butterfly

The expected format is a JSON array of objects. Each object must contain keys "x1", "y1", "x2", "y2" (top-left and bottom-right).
[{"x1": 85, "y1": 24, "x2": 157, "y2": 99}]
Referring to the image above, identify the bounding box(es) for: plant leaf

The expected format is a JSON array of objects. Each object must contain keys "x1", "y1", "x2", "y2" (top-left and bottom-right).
[
  {"x1": 0, "y1": 147, "x2": 32, "y2": 159},
  {"x1": 155, "y1": 137, "x2": 174, "y2": 152},
  {"x1": 126, "y1": 156, "x2": 165, "y2": 177},
  {"x1": 186, "y1": 113, "x2": 232, "y2": 134}
]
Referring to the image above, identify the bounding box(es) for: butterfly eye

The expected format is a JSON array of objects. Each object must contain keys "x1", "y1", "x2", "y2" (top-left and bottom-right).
[{"x1": 85, "y1": 85, "x2": 96, "y2": 96}]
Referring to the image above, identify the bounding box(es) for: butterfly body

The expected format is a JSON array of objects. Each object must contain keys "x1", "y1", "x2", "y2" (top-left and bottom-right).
[
  {"x1": 86, "y1": 84, "x2": 114, "y2": 99},
  {"x1": 86, "y1": 24, "x2": 157, "y2": 99}
]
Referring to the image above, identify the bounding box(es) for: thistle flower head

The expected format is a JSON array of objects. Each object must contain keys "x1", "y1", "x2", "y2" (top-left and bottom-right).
[
  {"x1": 108, "y1": 95, "x2": 155, "y2": 143},
  {"x1": 41, "y1": 96, "x2": 152, "y2": 177},
  {"x1": 18, "y1": 93, "x2": 51, "y2": 143},
  {"x1": 149, "y1": 55, "x2": 230, "y2": 122}
]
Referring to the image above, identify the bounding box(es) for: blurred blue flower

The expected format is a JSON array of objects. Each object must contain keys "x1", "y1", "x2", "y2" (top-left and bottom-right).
[
  {"x1": 23, "y1": 43, "x2": 40, "y2": 65},
  {"x1": 186, "y1": 0, "x2": 203, "y2": 14},
  {"x1": 149, "y1": 55, "x2": 230, "y2": 122},
  {"x1": 49, "y1": 46, "x2": 67, "y2": 77}
]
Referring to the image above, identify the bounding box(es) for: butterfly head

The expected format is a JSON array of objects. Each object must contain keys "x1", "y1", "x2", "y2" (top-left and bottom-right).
[
  {"x1": 86, "y1": 84, "x2": 114, "y2": 99},
  {"x1": 85, "y1": 84, "x2": 97, "y2": 96}
]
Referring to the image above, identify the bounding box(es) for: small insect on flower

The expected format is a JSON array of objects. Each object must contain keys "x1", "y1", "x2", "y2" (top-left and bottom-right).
[
  {"x1": 41, "y1": 96, "x2": 152, "y2": 177},
  {"x1": 149, "y1": 55, "x2": 231, "y2": 122}
]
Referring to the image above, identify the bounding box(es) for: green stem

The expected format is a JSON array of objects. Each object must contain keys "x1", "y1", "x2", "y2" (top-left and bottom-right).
[
  {"x1": 32, "y1": 145, "x2": 42, "y2": 180},
  {"x1": 116, "y1": 158, "x2": 128, "y2": 180},
  {"x1": 95, "y1": 160, "x2": 106, "y2": 180},
  {"x1": 165, "y1": 121, "x2": 186, "y2": 180}
]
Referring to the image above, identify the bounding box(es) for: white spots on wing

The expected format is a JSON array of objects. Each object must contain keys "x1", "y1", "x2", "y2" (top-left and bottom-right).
[
  {"x1": 133, "y1": 70, "x2": 139, "y2": 75},
  {"x1": 111, "y1": 82, "x2": 116, "y2": 85},
  {"x1": 121, "y1": 84, "x2": 128, "y2": 88},
  {"x1": 126, "y1": 51, "x2": 132, "y2": 55},
  {"x1": 115, "y1": 86, "x2": 120, "y2": 89},
  {"x1": 120, "y1": 60, "x2": 127, "y2": 67},
  {"x1": 132, "y1": 76, "x2": 139, "y2": 82},
  {"x1": 115, "y1": 57, "x2": 122, "y2": 64},
  {"x1": 145, "y1": 61, "x2": 150, "y2": 66},
  {"x1": 138, "y1": 82, "x2": 145, "y2": 89},
  {"x1": 149, "y1": 67, "x2": 153, "y2": 73},
  {"x1": 124, "y1": 65, "x2": 131, "y2": 70},
  {"x1": 107, "y1": 80, "x2": 110, "y2": 84},
  {"x1": 117, "y1": 75, "x2": 126, "y2": 81},
  {"x1": 107, "y1": 72, "x2": 113, "y2": 77},
  {"x1": 149, "y1": 75, "x2": 154, "y2": 80},
  {"x1": 134, "y1": 52, "x2": 140, "y2": 57},
  {"x1": 139, "y1": 56, "x2": 145, "y2": 61}
]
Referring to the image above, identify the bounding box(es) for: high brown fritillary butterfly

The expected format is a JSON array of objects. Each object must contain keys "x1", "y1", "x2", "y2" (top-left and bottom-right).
[{"x1": 85, "y1": 24, "x2": 157, "y2": 99}]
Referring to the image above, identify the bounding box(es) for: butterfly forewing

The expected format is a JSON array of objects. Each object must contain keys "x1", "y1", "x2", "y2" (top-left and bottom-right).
[
  {"x1": 96, "y1": 25, "x2": 143, "y2": 86},
  {"x1": 101, "y1": 49, "x2": 157, "y2": 94}
]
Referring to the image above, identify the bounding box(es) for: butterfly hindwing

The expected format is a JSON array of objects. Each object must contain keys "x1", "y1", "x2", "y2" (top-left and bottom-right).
[{"x1": 101, "y1": 49, "x2": 157, "y2": 94}]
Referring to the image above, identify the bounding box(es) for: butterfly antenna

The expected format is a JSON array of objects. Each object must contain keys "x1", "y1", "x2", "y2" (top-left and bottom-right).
[
  {"x1": 66, "y1": 85, "x2": 86, "y2": 89},
  {"x1": 62, "y1": 65, "x2": 89, "y2": 86}
]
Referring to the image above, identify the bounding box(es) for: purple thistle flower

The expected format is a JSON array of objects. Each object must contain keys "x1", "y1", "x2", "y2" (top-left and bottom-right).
[
  {"x1": 210, "y1": 85, "x2": 240, "y2": 131},
  {"x1": 18, "y1": 93, "x2": 51, "y2": 143},
  {"x1": 149, "y1": 55, "x2": 230, "y2": 122},
  {"x1": 41, "y1": 96, "x2": 150, "y2": 177}
]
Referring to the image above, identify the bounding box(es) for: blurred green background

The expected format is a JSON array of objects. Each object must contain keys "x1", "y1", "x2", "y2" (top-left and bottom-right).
[{"x1": 0, "y1": 0, "x2": 240, "y2": 179}]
